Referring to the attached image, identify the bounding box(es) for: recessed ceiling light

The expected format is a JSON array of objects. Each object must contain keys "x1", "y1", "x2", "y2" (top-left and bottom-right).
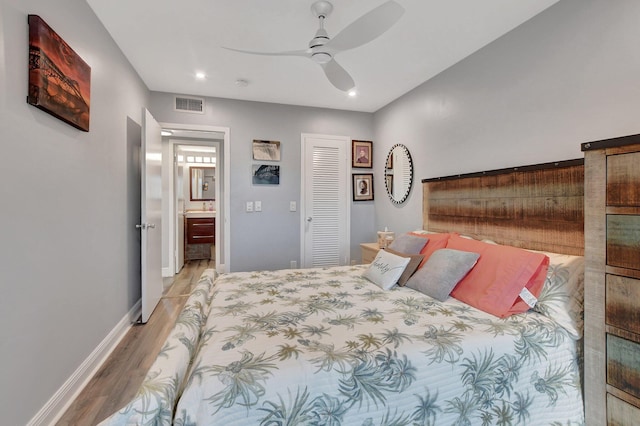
[
  {"x1": 195, "y1": 72, "x2": 206, "y2": 80},
  {"x1": 348, "y1": 89, "x2": 357, "y2": 98}
]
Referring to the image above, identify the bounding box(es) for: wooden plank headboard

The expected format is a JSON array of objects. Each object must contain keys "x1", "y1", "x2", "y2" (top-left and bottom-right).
[{"x1": 422, "y1": 159, "x2": 584, "y2": 255}]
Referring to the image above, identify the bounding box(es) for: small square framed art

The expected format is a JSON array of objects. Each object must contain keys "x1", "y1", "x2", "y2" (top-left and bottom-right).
[
  {"x1": 353, "y1": 173, "x2": 373, "y2": 201},
  {"x1": 352, "y1": 140, "x2": 372, "y2": 168}
]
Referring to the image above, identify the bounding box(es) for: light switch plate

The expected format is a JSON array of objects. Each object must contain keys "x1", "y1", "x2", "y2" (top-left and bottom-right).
[
  {"x1": 246, "y1": 201, "x2": 254, "y2": 212},
  {"x1": 289, "y1": 201, "x2": 297, "y2": 212},
  {"x1": 255, "y1": 201, "x2": 262, "y2": 212}
]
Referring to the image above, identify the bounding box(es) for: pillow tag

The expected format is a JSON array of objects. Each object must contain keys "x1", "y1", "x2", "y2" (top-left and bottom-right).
[{"x1": 519, "y1": 287, "x2": 538, "y2": 308}]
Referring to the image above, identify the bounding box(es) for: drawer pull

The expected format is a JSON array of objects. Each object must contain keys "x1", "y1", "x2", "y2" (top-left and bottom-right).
[{"x1": 192, "y1": 235, "x2": 213, "y2": 239}]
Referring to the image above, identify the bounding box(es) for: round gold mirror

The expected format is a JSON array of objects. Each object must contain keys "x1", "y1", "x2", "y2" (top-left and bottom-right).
[{"x1": 384, "y1": 144, "x2": 413, "y2": 205}]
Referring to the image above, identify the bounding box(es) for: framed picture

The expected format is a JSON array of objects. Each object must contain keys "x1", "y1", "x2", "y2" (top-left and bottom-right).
[
  {"x1": 353, "y1": 173, "x2": 374, "y2": 201},
  {"x1": 252, "y1": 164, "x2": 280, "y2": 185},
  {"x1": 27, "y1": 15, "x2": 91, "y2": 131},
  {"x1": 252, "y1": 140, "x2": 281, "y2": 161},
  {"x1": 352, "y1": 140, "x2": 372, "y2": 168}
]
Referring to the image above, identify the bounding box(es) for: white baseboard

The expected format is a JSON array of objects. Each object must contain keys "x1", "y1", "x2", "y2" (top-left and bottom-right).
[
  {"x1": 27, "y1": 300, "x2": 142, "y2": 426},
  {"x1": 162, "y1": 266, "x2": 172, "y2": 277}
]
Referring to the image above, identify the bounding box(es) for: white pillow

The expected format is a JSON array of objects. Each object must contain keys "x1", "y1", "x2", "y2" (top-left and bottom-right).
[
  {"x1": 530, "y1": 251, "x2": 584, "y2": 339},
  {"x1": 362, "y1": 249, "x2": 411, "y2": 290}
]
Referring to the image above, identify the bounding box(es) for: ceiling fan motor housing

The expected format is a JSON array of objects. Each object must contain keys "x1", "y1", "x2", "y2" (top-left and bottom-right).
[{"x1": 309, "y1": 28, "x2": 330, "y2": 49}]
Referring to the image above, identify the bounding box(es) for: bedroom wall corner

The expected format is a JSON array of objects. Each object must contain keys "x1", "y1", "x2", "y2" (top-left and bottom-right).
[
  {"x1": 372, "y1": 0, "x2": 640, "y2": 235},
  {"x1": 0, "y1": 0, "x2": 151, "y2": 424}
]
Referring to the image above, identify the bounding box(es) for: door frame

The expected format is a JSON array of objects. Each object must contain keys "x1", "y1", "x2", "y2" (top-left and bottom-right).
[
  {"x1": 161, "y1": 122, "x2": 230, "y2": 273},
  {"x1": 300, "y1": 133, "x2": 351, "y2": 268},
  {"x1": 171, "y1": 140, "x2": 221, "y2": 273}
]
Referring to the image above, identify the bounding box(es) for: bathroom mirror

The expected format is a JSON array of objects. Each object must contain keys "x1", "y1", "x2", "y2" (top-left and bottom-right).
[
  {"x1": 190, "y1": 167, "x2": 215, "y2": 201},
  {"x1": 384, "y1": 144, "x2": 413, "y2": 205}
]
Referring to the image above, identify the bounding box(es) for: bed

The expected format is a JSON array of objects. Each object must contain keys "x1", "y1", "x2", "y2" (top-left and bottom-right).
[{"x1": 100, "y1": 159, "x2": 586, "y2": 425}]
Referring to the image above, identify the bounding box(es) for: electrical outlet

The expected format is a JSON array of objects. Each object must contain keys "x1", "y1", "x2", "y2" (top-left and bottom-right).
[
  {"x1": 289, "y1": 201, "x2": 297, "y2": 212},
  {"x1": 255, "y1": 201, "x2": 262, "y2": 212},
  {"x1": 246, "y1": 201, "x2": 254, "y2": 212},
  {"x1": 290, "y1": 260, "x2": 297, "y2": 269}
]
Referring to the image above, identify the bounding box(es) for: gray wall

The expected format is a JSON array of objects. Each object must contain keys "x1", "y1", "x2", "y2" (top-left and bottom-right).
[
  {"x1": 373, "y1": 0, "x2": 640, "y2": 235},
  {"x1": 0, "y1": 0, "x2": 150, "y2": 424},
  {"x1": 149, "y1": 93, "x2": 375, "y2": 272}
]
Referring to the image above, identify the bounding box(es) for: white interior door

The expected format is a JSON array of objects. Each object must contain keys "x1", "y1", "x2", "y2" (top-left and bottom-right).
[
  {"x1": 301, "y1": 133, "x2": 350, "y2": 268},
  {"x1": 140, "y1": 109, "x2": 163, "y2": 323}
]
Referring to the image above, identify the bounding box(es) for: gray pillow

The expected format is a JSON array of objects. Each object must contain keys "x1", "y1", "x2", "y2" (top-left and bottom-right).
[
  {"x1": 388, "y1": 233, "x2": 428, "y2": 254},
  {"x1": 384, "y1": 248, "x2": 425, "y2": 286},
  {"x1": 405, "y1": 248, "x2": 480, "y2": 301}
]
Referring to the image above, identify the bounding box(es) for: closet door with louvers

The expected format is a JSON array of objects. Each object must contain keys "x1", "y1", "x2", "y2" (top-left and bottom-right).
[{"x1": 301, "y1": 133, "x2": 350, "y2": 268}]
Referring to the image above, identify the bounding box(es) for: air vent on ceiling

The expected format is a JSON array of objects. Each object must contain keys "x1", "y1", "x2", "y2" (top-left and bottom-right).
[{"x1": 174, "y1": 96, "x2": 204, "y2": 114}]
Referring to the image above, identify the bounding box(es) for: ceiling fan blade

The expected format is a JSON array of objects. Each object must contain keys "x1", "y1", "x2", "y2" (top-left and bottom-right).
[
  {"x1": 222, "y1": 46, "x2": 309, "y2": 58},
  {"x1": 327, "y1": 1, "x2": 404, "y2": 52},
  {"x1": 321, "y1": 59, "x2": 355, "y2": 92}
]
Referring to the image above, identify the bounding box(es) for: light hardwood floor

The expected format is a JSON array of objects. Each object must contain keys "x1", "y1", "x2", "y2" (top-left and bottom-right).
[{"x1": 56, "y1": 259, "x2": 215, "y2": 426}]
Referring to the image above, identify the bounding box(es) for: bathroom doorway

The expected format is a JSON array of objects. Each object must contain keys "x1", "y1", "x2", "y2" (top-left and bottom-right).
[
  {"x1": 174, "y1": 142, "x2": 219, "y2": 271},
  {"x1": 160, "y1": 124, "x2": 230, "y2": 276}
]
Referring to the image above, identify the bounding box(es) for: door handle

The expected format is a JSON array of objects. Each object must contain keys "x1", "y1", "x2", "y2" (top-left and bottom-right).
[
  {"x1": 136, "y1": 223, "x2": 156, "y2": 230},
  {"x1": 306, "y1": 217, "x2": 313, "y2": 222}
]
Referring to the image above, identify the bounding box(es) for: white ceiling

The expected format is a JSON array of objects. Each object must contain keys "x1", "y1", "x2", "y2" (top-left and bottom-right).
[{"x1": 86, "y1": 0, "x2": 559, "y2": 113}]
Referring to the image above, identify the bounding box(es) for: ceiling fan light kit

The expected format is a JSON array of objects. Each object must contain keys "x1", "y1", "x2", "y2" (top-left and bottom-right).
[{"x1": 223, "y1": 1, "x2": 404, "y2": 93}]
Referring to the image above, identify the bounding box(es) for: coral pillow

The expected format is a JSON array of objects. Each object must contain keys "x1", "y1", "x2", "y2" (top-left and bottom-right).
[
  {"x1": 446, "y1": 235, "x2": 549, "y2": 318},
  {"x1": 409, "y1": 232, "x2": 452, "y2": 268}
]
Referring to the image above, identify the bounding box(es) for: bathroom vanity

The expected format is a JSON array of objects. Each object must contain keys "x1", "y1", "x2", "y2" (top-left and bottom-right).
[{"x1": 184, "y1": 211, "x2": 215, "y2": 260}]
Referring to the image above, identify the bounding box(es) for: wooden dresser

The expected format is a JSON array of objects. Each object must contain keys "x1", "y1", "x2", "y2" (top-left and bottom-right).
[{"x1": 583, "y1": 134, "x2": 640, "y2": 426}]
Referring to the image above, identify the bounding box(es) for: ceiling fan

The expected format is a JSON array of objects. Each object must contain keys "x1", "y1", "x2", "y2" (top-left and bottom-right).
[{"x1": 223, "y1": 1, "x2": 405, "y2": 92}]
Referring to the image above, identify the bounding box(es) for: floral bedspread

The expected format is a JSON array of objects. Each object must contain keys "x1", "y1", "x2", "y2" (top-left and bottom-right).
[{"x1": 101, "y1": 265, "x2": 584, "y2": 425}]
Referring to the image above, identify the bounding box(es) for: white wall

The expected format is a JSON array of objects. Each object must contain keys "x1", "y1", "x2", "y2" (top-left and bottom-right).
[
  {"x1": 373, "y1": 0, "x2": 640, "y2": 235},
  {"x1": 0, "y1": 0, "x2": 150, "y2": 424},
  {"x1": 149, "y1": 93, "x2": 375, "y2": 271}
]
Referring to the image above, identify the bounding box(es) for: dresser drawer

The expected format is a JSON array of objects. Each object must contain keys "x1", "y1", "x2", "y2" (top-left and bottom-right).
[
  {"x1": 607, "y1": 151, "x2": 640, "y2": 207},
  {"x1": 607, "y1": 394, "x2": 640, "y2": 426},
  {"x1": 607, "y1": 274, "x2": 640, "y2": 335},
  {"x1": 607, "y1": 334, "x2": 640, "y2": 399},
  {"x1": 186, "y1": 218, "x2": 215, "y2": 244},
  {"x1": 607, "y1": 215, "x2": 640, "y2": 270}
]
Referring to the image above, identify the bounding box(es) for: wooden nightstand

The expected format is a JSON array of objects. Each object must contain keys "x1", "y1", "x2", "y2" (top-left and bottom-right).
[{"x1": 360, "y1": 242, "x2": 381, "y2": 264}]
